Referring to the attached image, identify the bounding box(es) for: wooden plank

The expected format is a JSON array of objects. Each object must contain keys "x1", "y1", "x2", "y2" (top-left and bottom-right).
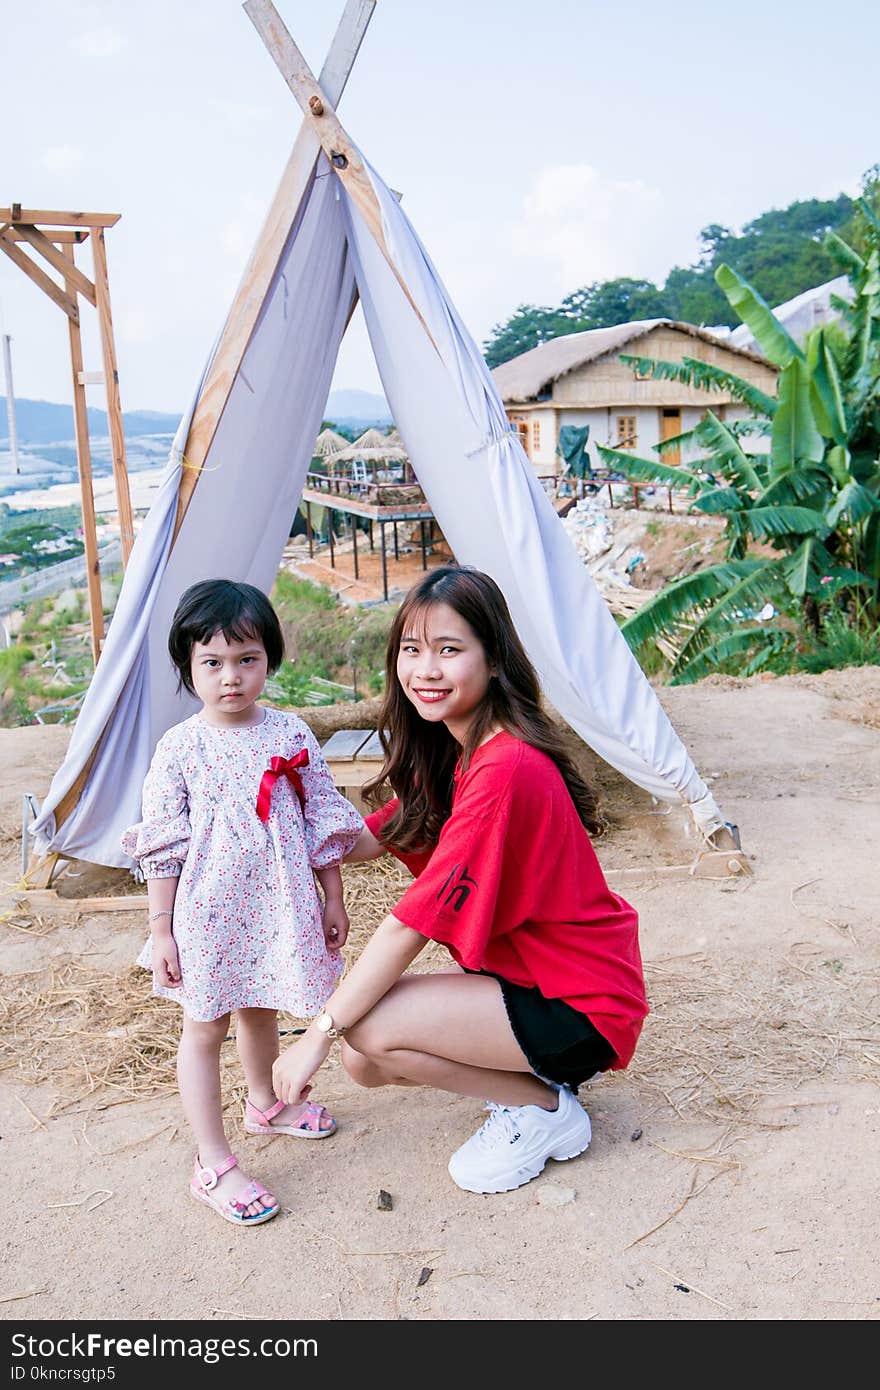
[
  {"x1": 171, "y1": 0, "x2": 376, "y2": 542},
  {"x1": 62, "y1": 243, "x2": 104, "y2": 663},
  {"x1": 0, "y1": 208, "x2": 120, "y2": 227},
  {"x1": 91, "y1": 228, "x2": 134, "y2": 563},
  {"x1": 10, "y1": 223, "x2": 96, "y2": 305},
  {"x1": 357, "y1": 729, "x2": 385, "y2": 759},
  {"x1": 0, "y1": 231, "x2": 79, "y2": 321},
  {"x1": 77, "y1": 371, "x2": 105, "y2": 385},
  {"x1": 244, "y1": 0, "x2": 438, "y2": 353},
  {"x1": 16, "y1": 889, "x2": 148, "y2": 913},
  {"x1": 321, "y1": 728, "x2": 373, "y2": 759},
  {"x1": 4, "y1": 228, "x2": 89, "y2": 244}
]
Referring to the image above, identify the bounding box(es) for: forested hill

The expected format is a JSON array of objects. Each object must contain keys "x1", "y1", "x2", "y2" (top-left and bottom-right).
[{"x1": 484, "y1": 193, "x2": 854, "y2": 368}]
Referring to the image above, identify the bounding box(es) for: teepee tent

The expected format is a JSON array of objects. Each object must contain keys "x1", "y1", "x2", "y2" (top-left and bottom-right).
[{"x1": 31, "y1": 0, "x2": 738, "y2": 873}]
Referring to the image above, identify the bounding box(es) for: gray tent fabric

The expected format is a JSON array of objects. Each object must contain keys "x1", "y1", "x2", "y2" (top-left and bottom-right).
[{"x1": 32, "y1": 149, "x2": 725, "y2": 869}]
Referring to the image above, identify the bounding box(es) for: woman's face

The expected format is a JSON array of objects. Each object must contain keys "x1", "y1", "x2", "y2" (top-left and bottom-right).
[{"x1": 396, "y1": 601, "x2": 492, "y2": 743}]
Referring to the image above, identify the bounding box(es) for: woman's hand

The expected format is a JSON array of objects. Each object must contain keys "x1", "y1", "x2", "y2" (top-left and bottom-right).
[
  {"x1": 151, "y1": 930, "x2": 181, "y2": 988},
  {"x1": 272, "y1": 1028, "x2": 332, "y2": 1106}
]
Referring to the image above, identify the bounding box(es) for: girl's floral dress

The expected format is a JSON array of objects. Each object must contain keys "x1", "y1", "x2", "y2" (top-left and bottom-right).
[{"x1": 121, "y1": 708, "x2": 364, "y2": 1021}]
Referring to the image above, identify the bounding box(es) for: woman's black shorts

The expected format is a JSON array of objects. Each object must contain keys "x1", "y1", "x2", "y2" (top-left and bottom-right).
[{"x1": 469, "y1": 969, "x2": 616, "y2": 1091}]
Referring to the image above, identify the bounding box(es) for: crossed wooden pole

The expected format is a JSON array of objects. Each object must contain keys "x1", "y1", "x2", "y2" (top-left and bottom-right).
[{"x1": 0, "y1": 208, "x2": 134, "y2": 662}]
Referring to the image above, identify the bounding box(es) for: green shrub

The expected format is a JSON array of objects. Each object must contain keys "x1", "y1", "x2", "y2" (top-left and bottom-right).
[{"x1": 797, "y1": 611, "x2": 880, "y2": 673}]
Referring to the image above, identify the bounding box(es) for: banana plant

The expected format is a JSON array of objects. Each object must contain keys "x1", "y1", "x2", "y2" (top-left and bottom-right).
[{"x1": 594, "y1": 217, "x2": 880, "y2": 683}]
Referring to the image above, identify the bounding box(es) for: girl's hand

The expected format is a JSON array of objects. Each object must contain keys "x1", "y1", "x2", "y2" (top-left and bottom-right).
[
  {"x1": 322, "y1": 899, "x2": 350, "y2": 951},
  {"x1": 272, "y1": 1028, "x2": 331, "y2": 1107},
  {"x1": 151, "y1": 931, "x2": 181, "y2": 988}
]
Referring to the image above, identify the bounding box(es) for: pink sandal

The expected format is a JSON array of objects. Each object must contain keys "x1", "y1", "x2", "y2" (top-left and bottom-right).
[
  {"x1": 244, "y1": 1096, "x2": 337, "y2": 1139},
  {"x1": 190, "y1": 1152, "x2": 279, "y2": 1227}
]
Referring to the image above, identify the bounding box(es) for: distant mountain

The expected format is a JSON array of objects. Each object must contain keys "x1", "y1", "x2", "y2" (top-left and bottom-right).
[
  {"x1": 1, "y1": 391, "x2": 392, "y2": 442},
  {"x1": 325, "y1": 388, "x2": 391, "y2": 427},
  {"x1": 0, "y1": 397, "x2": 181, "y2": 445}
]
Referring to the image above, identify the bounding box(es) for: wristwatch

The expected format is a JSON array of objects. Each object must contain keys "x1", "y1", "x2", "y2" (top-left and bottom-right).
[{"x1": 314, "y1": 1011, "x2": 347, "y2": 1040}]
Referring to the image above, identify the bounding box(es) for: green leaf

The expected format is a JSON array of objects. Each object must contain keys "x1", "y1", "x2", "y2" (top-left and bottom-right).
[
  {"x1": 823, "y1": 229, "x2": 866, "y2": 277},
  {"x1": 620, "y1": 561, "x2": 764, "y2": 650},
  {"x1": 715, "y1": 264, "x2": 803, "y2": 366},
  {"x1": 741, "y1": 505, "x2": 827, "y2": 540},
  {"x1": 672, "y1": 563, "x2": 790, "y2": 675},
  {"x1": 695, "y1": 411, "x2": 762, "y2": 491},
  {"x1": 807, "y1": 329, "x2": 848, "y2": 445},
  {"x1": 655, "y1": 427, "x2": 698, "y2": 456},
  {"x1": 619, "y1": 353, "x2": 777, "y2": 416},
  {"x1": 595, "y1": 445, "x2": 706, "y2": 491},
  {"x1": 691, "y1": 487, "x2": 746, "y2": 514},
  {"x1": 824, "y1": 445, "x2": 852, "y2": 489},
  {"x1": 674, "y1": 627, "x2": 793, "y2": 684},
  {"x1": 781, "y1": 538, "x2": 826, "y2": 596},
  {"x1": 758, "y1": 467, "x2": 830, "y2": 507},
  {"x1": 771, "y1": 359, "x2": 824, "y2": 470},
  {"x1": 826, "y1": 480, "x2": 880, "y2": 528}
]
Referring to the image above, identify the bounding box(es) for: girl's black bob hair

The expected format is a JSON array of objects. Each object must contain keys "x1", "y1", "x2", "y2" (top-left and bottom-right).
[{"x1": 168, "y1": 579, "x2": 284, "y2": 695}]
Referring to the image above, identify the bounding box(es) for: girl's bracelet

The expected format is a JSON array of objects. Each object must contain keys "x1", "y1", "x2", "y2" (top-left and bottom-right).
[{"x1": 149, "y1": 909, "x2": 174, "y2": 923}]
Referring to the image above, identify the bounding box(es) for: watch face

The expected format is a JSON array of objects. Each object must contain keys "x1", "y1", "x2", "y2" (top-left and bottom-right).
[{"x1": 317, "y1": 1014, "x2": 332, "y2": 1033}]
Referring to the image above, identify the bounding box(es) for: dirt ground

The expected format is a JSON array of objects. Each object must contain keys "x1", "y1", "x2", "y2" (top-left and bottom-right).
[{"x1": 1, "y1": 666, "x2": 879, "y2": 1322}]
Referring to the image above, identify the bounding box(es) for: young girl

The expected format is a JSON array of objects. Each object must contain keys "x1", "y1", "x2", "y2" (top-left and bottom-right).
[
  {"x1": 122, "y1": 579, "x2": 363, "y2": 1227},
  {"x1": 272, "y1": 564, "x2": 649, "y2": 1195}
]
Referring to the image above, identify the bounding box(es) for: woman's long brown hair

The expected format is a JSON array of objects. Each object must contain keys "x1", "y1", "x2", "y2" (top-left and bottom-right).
[{"x1": 364, "y1": 565, "x2": 600, "y2": 850}]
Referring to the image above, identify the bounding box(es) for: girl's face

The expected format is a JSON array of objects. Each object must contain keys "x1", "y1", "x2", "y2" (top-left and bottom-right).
[
  {"x1": 396, "y1": 601, "x2": 493, "y2": 743},
  {"x1": 190, "y1": 629, "x2": 269, "y2": 726}
]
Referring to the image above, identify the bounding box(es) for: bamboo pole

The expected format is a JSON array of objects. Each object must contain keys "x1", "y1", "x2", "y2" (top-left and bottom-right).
[
  {"x1": 11, "y1": 223, "x2": 97, "y2": 305},
  {"x1": 0, "y1": 231, "x2": 79, "y2": 321},
  {"x1": 244, "y1": 0, "x2": 437, "y2": 352},
  {"x1": 91, "y1": 228, "x2": 134, "y2": 563},
  {"x1": 172, "y1": 0, "x2": 376, "y2": 541},
  {"x1": 61, "y1": 243, "x2": 104, "y2": 663}
]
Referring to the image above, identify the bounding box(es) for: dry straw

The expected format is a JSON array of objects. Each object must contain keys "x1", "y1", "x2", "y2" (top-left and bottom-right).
[{"x1": 2, "y1": 858, "x2": 877, "y2": 1126}]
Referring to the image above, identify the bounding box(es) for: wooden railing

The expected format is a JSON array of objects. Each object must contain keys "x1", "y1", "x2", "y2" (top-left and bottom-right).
[{"x1": 303, "y1": 471, "x2": 426, "y2": 507}]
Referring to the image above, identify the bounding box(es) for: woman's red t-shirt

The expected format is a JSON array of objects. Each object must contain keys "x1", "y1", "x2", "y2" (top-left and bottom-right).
[{"x1": 364, "y1": 731, "x2": 648, "y2": 1069}]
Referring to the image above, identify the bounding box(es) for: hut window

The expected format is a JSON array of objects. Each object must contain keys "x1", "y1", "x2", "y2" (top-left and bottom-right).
[
  {"x1": 508, "y1": 415, "x2": 531, "y2": 456},
  {"x1": 532, "y1": 420, "x2": 541, "y2": 452},
  {"x1": 616, "y1": 415, "x2": 637, "y2": 448}
]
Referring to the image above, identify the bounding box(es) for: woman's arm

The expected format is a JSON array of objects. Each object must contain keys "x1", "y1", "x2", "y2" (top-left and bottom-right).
[
  {"x1": 342, "y1": 823, "x2": 386, "y2": 863},
  {"x1": 272, "y1": 912, "x2": 425, "y2": 1104}
]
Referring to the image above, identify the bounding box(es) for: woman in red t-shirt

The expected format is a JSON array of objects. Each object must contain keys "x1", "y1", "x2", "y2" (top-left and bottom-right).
[{"x1": 273, "y1": 566, "x2": 648, "y2": 1194}]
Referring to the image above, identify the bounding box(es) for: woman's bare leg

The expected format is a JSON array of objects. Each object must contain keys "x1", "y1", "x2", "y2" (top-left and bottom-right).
[{"x1": 341, "y1": 972, "x2": 556, "y2": 1109}]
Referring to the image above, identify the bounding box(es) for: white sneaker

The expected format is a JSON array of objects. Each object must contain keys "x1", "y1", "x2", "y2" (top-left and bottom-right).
[{"x1": 447, "y1": 1085, "x2": 591, "y2": 1194}]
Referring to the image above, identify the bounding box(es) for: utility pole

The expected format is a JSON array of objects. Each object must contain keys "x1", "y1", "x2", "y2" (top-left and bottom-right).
[{"x1": 2, "y1": 332, "x2": 20, "y2": 474}]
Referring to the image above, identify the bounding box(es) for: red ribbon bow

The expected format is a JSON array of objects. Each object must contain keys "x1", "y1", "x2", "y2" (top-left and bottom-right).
[{"x1": 256, "y1": 749, "x2": 309, "y2": 824}]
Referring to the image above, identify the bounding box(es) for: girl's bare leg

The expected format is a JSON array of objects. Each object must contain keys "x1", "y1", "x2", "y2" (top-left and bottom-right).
[
  {"x1": 177, "y1": 1012, "x2": 272, "y2": 1216},
  {"x1": 341, "y1": 973, "x2": 557, "y2": 1110},
  {"x1": 236, "y1": 1007, "x2": 334, "y2": 1131}
]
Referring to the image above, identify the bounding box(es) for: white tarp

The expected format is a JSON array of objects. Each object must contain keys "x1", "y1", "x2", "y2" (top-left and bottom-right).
[{"x1": 33, "y1": 150, "x2": 723, "y2": 869}]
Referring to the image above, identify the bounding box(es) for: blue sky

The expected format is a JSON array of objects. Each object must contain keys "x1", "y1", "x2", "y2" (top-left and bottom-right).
[{"x1": 1, "y1": 0, "x2": 878, "y2": 414}]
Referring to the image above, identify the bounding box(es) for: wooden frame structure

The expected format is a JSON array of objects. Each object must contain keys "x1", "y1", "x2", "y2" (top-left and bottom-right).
[
  {"x1": 0, "y1": 206, "x2": 134, "y2": 662},
  {"x1": 301, "y1": 474, "x2": 440, "y2": 600}
]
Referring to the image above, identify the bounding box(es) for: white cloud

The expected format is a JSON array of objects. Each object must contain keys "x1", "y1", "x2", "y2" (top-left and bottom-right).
[
  {"x1": 70, "y1": 28, "x2": 127, "y2": 59},
  {"x1": 42, "y1": 145, "x2": 85, "y2": 174},
  {"x1": 504, "y1": 162, "x2": 665, "y2": 292}
]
